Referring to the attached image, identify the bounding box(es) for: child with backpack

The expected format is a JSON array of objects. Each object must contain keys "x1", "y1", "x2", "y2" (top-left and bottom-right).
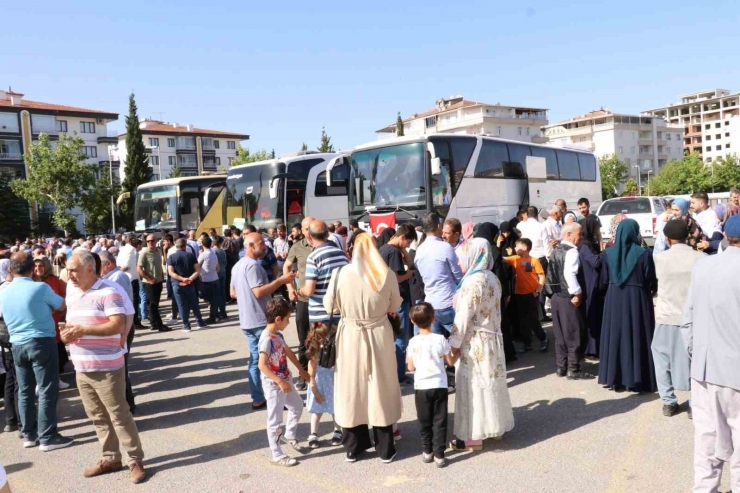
[{"x1": 305, "y1": 322, "x2": 342, "y2": 448}]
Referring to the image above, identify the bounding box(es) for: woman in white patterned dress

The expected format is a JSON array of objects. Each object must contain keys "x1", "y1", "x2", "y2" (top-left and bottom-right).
[{"x1": 449, "y1": 238, "x2": 515, "y2": 450}]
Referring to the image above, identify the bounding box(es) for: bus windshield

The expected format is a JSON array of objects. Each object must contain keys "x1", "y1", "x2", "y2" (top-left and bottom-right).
[
  {"x1": 225, "y1": 162, "x2": 285, "y2": 229},
  {"x1": 134, "y1": 185, "x2": 177, "y2": 232},
  {"x1": 349, "y1": 142, "x2": 426, "y2": 212}
]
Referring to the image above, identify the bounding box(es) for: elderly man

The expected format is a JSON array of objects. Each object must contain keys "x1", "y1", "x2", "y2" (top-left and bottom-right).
[
  {"x1": 62, "y1": 250, "x2": 146, "y2": 483},
  {"x1": 284, "y1": 217, "x2": 314, "y2": 390},
  {"x1": 682, "y1": 214, "x2": 740, "y2": 492},
  {"x1": 137, "y1": 235, "x2": 165, "y2": 332},
  {"x1": 545, "y1": 223, "x2": 593, "y2": 380},
  {"x1": 231, "y1": 232, "x2": 295, "y2": 409},
  {"x1": 168, "y1": 238, "x2": 206, "y2": 332},
  {"x1": 0, "y1": 252, "x2": 72, "y2": 451},
  {"x1": 117, "y1": 235, "x2": 141, "y2": 328}
]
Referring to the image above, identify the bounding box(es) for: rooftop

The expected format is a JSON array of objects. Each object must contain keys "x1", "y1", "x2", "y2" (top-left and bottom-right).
[
  {"x1": 122, "y1": 119, "x2": 249, "y2": 140},
  {"x1": 0, "y1": 88, "x2": 118, "y2": 119},
  {"x1": 543, "y1": 108, "x2": 657, "y2": 129}
]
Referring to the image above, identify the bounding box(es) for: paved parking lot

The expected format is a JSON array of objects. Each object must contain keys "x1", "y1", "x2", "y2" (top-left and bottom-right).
[{"x1": 0, "y1": 301, "x2": 730, "y2": 492}]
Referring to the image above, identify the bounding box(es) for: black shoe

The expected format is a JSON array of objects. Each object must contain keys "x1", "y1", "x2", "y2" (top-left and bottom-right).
[
  {"x1": 542, "y1": 316, "x2": 552, "y2": 323},
  {"x1": 157, "y1": 326, "x2": 172, "y2": 332},
  {"x1": 251, "y1": 400, "x2": 267, "y2": 410},
  {"x1": 206, "y1": 318, "x2": 217, "y2": 324},
  {"x1": 555, "y1": 368, "x2": 567, "y2": 377},
  {"x1": 566, "y1": 370, "x2": 596, "y2": 380},
  {"x1": 662, "y1": 404, "x2": 679, "y2": 417},
  {"x1": 346, "y1": 452, "x2": 358, "y2": 463}
]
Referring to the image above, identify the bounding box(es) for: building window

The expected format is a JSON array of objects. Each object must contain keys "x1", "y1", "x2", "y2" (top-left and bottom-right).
[
  {"x1": 717, "y1": 145, "x2": 722, "y2": 151},
  {"x1": 150, "y1": 155, "x2": 159, "y2": 166},
  {"x1": 228, "y1": 157, "x2": 234, "y2": 165},
  {"x1": 151, "y1": 174, "x2": 159, "y2": 182},
  {"x1": 80, "y1": 122, "x2": 96, "y2": 133},
  {"x1": 716, "y1": 134, "x2": 722, "y2": 139},
  {"x1": 666, "y1": 133, "x2": 671, "y2": 140},
  {"x1": 706, "y1": 135, "x2": 711, "y2": 141},
  {"x1": 167, "y1": 138, "x2": 175, "y2": 148},
  {"x1": 82, "y1": 146, "x2": 97, "y2": 158},
  {"x1": 705, "y1": 124, "x2": 711, "y2": 130},
  {"x1": 425, "y1": 116, "x2": 437, "y2": 128},
  {"x1": 0, "y1": 112, "x2": 20, "y2": 133},
  {"x1": 517, "y1": 127, "x2": 522, "y2": 136},
  {"x1": 214, "y1": 140, "x2": 220, "y2": 149},
  {"x1": 706, "y1": 146, "x2": 711, "y2": 152},
  {"x1": 57, "y1": 120, "x2": 67, "y2": 132},
  {"x1": 706, "y1": 158, "x2": 712, "y2": 163},
  {"x1": 716, "y1": 123, "x2": 721, "y2": 128},
  {"x1": 227, "y1": 141, "x2": 236, "y2": 150},
  {"x1": 726, "y1": 121, "x2": 730, "y2": 126},
  {"x1": 215, "y1": 157, "x2": 221, "y2": 165},
  {"x1": 149, "y1": 138, "x2": 159, "y2": 147},
  {"x1": 727, "y1": 143, "x2": 731, "y2": 149},
  {"x1": 168, "y1": 156, "x2": 176, "y2": 165}
]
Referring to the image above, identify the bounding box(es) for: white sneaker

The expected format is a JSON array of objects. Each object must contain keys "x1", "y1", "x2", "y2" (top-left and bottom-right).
[
  {"x1": 166, "y1": 317, "x2": 179, "y2": 326},
  {"x1": 58, "y1": 379, "x2": 70, "y2": 390}
]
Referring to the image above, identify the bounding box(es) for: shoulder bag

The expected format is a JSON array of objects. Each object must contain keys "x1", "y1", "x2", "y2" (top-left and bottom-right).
[{"x1": 318, "y1": 266, "x2": 344, "y2": 369}]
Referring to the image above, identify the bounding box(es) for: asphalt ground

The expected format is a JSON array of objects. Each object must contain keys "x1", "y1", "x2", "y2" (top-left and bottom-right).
[{"x1": 0, "y1": 300, "x2": 731, "y2": 493}]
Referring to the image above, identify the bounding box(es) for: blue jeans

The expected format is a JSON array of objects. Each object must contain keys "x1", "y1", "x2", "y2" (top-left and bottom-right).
[
  {"x1": 243, "y1": 327, "x2": 266, "y2": 405},
  {"x1": 11, "y1": 337, "x2": 59, "y2": 443},
  {"x1": 139, "y1": 282, "x2": 149, "y2": 320},
  {"x1": 395, "y1": 301, "x2": 411, "y2": 382},
  {"x1": 432, "y1": 307, "x2": 455, "y2": 338},
  {"x1": 203, "y1": 280, "x2": 220, "y2": 321},
  {"x1": 217, "y1": 275, "x2": 228, "y2": 317},
  {"x1": 172, "y1": 282, "x2": 204, "y2": 330}
]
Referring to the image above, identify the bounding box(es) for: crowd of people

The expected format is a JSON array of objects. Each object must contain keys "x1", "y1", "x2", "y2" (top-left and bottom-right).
[{"x1": 1, "y1": 191, "x2": 739, "y2": 490}]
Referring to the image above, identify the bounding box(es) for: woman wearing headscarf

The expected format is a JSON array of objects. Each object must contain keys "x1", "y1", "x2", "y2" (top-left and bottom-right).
[
  {"x1": 33, "y1": 256, "x2": 70, "y2": 388},
  {"x1": 577, "y1": 215, "x2": 606, "y2": 358},
  {"x1": 606, "y1": 213, "x2": 649, "y2": 249},
  {"x1": 653, "y1": 197, "x2": 705, "y2": 256},
  {"x1": 497, "y1": 221, "x2": 519, "y2": 257},
  {"x1": 475, "y1": 223, "x2": 517, "y2": 363},
  {"x1": 598, "y1": 219, "x2": 658, "y2": 393},
  {"x1": 563, "y1": 211, "x2": 578, "y2": 224},
  {"x1": 449, "y1": 238, "x2": 515, "y2": 450},
  {"x1": 324, "y1": 233, "x2": 403, "y2": 463}
]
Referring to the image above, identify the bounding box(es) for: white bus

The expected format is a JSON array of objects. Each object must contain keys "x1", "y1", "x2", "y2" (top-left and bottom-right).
[
  {"x1": 331, "y1": 134, "x2": 601, "y2": 229},
  {"x1": 222, "y1": 152, "x2": 350, "y2": 231}
]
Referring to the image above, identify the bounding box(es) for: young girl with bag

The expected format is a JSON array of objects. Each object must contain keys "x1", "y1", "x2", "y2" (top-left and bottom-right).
[{"x1": 305, "y1": 321, "x2": 342, "y2": 448}]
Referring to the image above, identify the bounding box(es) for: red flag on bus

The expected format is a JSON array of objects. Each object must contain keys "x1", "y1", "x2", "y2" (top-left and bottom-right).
[{"x1": 369, "y1": 212, "x2": 396, "y2": 235}]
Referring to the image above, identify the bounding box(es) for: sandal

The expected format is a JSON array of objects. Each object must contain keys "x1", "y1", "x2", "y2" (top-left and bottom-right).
[{"x1": 308, "y1": 434, "x2": 320, "y2": 449}]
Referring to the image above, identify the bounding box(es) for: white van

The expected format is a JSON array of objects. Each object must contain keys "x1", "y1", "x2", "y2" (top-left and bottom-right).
[{"x1": 597, "y1": 196, "x2": 669, "y2": 247}]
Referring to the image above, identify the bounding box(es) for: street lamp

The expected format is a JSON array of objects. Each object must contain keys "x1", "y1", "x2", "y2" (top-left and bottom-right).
[
  {"x1": 646, "y1": 170, "x2": 653, "y2": 196},
  {"x1": 633, "y1": 164, "x2": 642, "y2": 196},
  {"x1": 109, "y1": 159, "x2": 116, "y2": 234},
  {"x1": 148, "y1": 145, "x2": 162, "y2": 180}
]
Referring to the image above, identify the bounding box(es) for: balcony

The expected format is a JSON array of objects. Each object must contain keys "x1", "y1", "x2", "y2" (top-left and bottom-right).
[
  {"x1": 177, "y1": 157, "x2": 197, "y2": 168},
  {"x1": 0, "y1": 151, "x2": 22, "y2": 160},
  {"x1": 32, "y1": 125, "x2": 59, "y2": 135},
  {"x1": 97, "y1": 130, "x2": 119, "y2": 144}
]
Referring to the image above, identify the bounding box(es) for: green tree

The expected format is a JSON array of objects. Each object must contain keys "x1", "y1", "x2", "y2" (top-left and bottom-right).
[
  {"x1": 396, "y1": 112, "x2": 404, "y2": 137},
  {"x1": 168, "y1": 165, "x2": 183, "y2": 178},
  {"x1": 622, "y1": 178, "x2": 639, "y2": 196},
  {"x1": 318, "y1": 126, "x2": 334, "y2": 153},
  {"x1": 0, "y1": 172, "x2": 31, "y2": 242},
  {"x1": 648, "y1": 153, "x2": 711, "y2": 196},
  {"x1": 599, "y1": 154, "x2": 628, "y2": 200},
  {"x1": 120, "y1": 93, "x2": 150, "y2": 229},
  {"x1": 80, "y1": 167, "x2": 120, "y2": 234},
  {"x1": 710, "y1": 154, "x2": 740, "y2": 192},
  {"x1": 231, "y1": 147, "x2": 272, "y2": 166},
  {"x1": 11, "y1": 133, "x2": 94, "y2": 235},
  {"x1": 300, "y1": 142, "x2": 308, "y2": 152}
]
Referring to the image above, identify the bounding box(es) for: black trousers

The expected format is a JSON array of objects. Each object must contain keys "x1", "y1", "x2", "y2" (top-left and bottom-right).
[
  {"x1": 131, "y1": 279, "x2": 141, "y2": 326},
  {"x1": 295, "y1": 301, "x2": 310, "y2": 371},
  {"x1": 57, "y1": 341, "x2": 69, "y2": 374},
  {"x1": 124, "y1": 324, "x2": 136, "y2": 411},
  {"x1": 537, "y1": 257, "x2": 549, "y2": 319},
  {"x1": 1, "y1": 346, "x2": 19, "y2": 427},
  {"x1": 501, "y1": 298, "x2": 517, "y2": 362},
  {"x1": 225, "y1": 260, "x2": 236, "y2": 301},
  {"x1": 551, "y1": 295, "x2": 587, "y2": 372},
  {"x1": 514, "y1": 293, "x2": 547, "y2": 347},
  {"x1": 342, "y1": 424, "x2": 395, "y2": 460},
  {"x1": 143, "y1": 282, "x2": 164, "y2": 329},
  {"x1": 415, "y1": 388, "x2": 448, "y2": 458}
]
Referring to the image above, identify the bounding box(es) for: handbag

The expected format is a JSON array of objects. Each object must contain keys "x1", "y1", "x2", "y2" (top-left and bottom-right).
[{"x1": 318, "y1": 266, "x2": 344, "y2": 369}]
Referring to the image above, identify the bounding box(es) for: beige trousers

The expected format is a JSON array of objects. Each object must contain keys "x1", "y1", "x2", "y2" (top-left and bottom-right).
[
  {"x1": 692, "y1": 379, "x2": 740, "y2": 493},
  {"x1": 77, "y1": 367, "x2": 144, "y2": 465}
]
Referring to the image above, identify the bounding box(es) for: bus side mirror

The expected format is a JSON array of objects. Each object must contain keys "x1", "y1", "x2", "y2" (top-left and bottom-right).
[
  {"x1": 269, "y1": 177, "x2": 280, "y2": 200},
  {"x1": 326, "y1": 156, "x2": 344, "y2": 186},
  {"x1": 427, "y1": 142, "x2": 441, "y2": 176}
]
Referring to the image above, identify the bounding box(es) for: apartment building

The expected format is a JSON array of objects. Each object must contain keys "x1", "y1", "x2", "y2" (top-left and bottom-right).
[
  {"x1": 542, "y1": 109, "x2": 684, "y2": 181},
  {"x1": 0, "y1": 87, "x2": 118, "y2": 232},
  {"x1": 110, "y1": 119, "x2": 250, "y2": 181},
  {"x1": 643, "y1": 89, "x2": 740, "y2": 163},
  {"x1": 376, "y1": 96, "x2": 549, "y2": 143}
]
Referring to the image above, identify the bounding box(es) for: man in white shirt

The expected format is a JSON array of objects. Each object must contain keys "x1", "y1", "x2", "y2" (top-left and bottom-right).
[
  {"x1": 518, "y1": 206, "x2": 551, "y2": 321},
  {"x1": 544, "y1": 223, "x2": 593, "y2": 380},
  {"x1": 116, "y1": 235, "x2": 141, "y2": 327},
  {"x1": 691, "y1": 192, "x2": 722, "y2": 253},
  {"x1": 543, "y1": 205, "x2": 562, "y2": 256}
]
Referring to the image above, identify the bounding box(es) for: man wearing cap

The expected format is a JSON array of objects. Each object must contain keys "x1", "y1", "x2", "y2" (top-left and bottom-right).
[
  {"x1": 683, "y1": 214, "x2": 740, "y2": 491},
  {"x1": 651, "y1": 220, "x2": 705, "y2": 418}
]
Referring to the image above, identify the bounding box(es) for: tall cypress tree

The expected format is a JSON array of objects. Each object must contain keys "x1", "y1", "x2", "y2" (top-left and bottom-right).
[
  {"x1": 120, "y1": 93, "x2": 149, "y2": 229},
  {"x1": 317, "y1": 126, "x2": 334, "y2": 153},
  {"x1": 396, "y1": 112, "x2": 404, "y2": 136}
]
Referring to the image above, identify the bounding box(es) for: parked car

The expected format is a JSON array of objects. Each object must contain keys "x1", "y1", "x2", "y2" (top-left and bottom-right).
[{"x1": 596, "y1": 196, "x2": 669, "y2": 247}]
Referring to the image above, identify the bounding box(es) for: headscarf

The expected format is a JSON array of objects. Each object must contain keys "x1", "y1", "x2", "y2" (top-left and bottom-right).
[
  {"x1": 672, "y1": 197, "x2": 689, "y2": 216},
  {"x1": 498, "y1": 221, "x2": 519, "y2": 254},
  {"x1": 33, "y1": 256, "x2": 54, "y2": 280},
  {"x1": 462, "y1": 222, "x2": 475, "y2": 242},
  {"x1": 608, "y1": 213, "x2": 627, "y2": 239},
  {"x1": 377, "y1": 227, "x2": 396, "y2": 248},
  {"x1": 604, "y1": 218, "x2": 645, "y2": 287},
  {"x1": 350, "y1": 232, "x2": 389, "y2": 292},
  {"x1": 580, "y1": 215, "x2": 601, "y2": 255},
  {"x1": 715, "y1": 204, "x2": 726, "y2": 223},
  {"x1": 563, "y1": 211, "x2": 577, "y2": 224},
  {"x1": 456, "y1": 238, "x2": 493, "y2": 289},
  {"x1": 473, "y1": 222, "x2": 499, "y2": 245}
]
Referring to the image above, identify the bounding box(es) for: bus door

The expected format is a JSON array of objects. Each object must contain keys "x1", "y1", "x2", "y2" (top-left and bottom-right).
[
  {"x1": 311, "y1": 159, "x2": 349, "y2": 226},
  {"x1": 197, "y1": 181, "x2": 226, "y2": 236}
]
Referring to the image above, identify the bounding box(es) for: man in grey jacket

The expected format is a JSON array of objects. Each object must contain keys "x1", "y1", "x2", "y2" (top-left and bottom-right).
[{"x1": 682, "y1": 214, "x2": 740, "y2": 492}]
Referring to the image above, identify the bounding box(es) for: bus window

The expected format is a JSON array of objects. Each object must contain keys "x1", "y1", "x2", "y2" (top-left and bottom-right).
[
  {"x1": 180, "y1": 184, "x2": 201, "y2": 230},
  {"x1": 556, "y1": 150, "x2": 581, "y2": 180},
  {"x1": 316, "y1": 164, "x2": 349, "y2": 197},
  {"x1": 430, "y1": 139, "x2": 452, "y2": 209},
  {"x1": 577, "y1": 153, "x2": 597, "y2": 182},
  {"x1": 474, "y1": 140, "x2": 507, "y2": 178},
  {"x1": 201, "y1": 183, "x2": 224, "y2": 217},
  {"x1": 531, "y1": 146, "x2": 559, "y2": 180},
  {"x1": 505, "y1": 143, "x2": 529, "y2": 178},
  {"x1": 448, "y1": 137, "x2": 477, "y2": 191}
]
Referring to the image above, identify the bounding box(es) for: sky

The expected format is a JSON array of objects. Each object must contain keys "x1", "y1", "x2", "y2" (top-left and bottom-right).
[{"x1": 3, "y1": 0, "x2": 740, "y2": 156}]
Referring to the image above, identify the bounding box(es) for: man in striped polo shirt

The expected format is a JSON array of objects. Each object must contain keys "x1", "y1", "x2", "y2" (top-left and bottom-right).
[
  {"x1": 297, "y1": 220, "x2": 348, "y2": 323},
  {"x1": 61, "y1": 250, "x2": 146, "y2": 484}
]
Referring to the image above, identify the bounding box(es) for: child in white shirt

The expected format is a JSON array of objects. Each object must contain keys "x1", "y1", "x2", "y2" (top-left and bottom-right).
[{"x1": 407, "y1": 302, "x2": 457, "y2": 468}]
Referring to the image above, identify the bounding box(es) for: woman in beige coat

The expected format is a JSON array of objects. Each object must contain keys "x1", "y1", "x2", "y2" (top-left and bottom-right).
[{"x1": 324, "y1": 232, "x2": 403, "y2": 463}]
